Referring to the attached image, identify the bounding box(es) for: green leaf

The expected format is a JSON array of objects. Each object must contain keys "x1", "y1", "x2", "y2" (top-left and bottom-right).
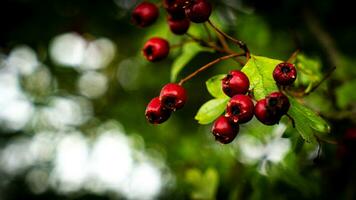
[
  {"x1": 170, "y1": 43, "x2": 206, "y2": 82},
  {"x1": 195, "y1": 98, "x2": 229, "y2": 125},
  {"x1": 242, "y1": 55, "x2": 281, "y2": 100},
  {"x1": 288, "y1": 98, "x2": 330, "y2": 143},
  {"x1": 336, "y1": 79, "x2": 356, "y2": 109},
  {"x1": 206, "y1": 74, "x2": 227, "y2": 98}
]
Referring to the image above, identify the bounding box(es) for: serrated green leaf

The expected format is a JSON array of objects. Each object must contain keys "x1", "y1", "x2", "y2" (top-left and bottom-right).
[
  {"x1": 195, "y1": 98, "x2": 229, "y2": 125},
  {"x1": 242, "y1": 55, "x2": 281, "y2": 100},
  {"x1": 206, "y1": 74, "x2": 227, "y2": 98},
  {"x1": 288, "y1": 98, "x2": 330, "y2": 143},
  {"x1": 170, "y1": 43, "x2": 206, "y2": 82}
]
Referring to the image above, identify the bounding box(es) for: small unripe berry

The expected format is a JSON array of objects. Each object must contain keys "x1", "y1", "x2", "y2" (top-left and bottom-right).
[
  {"x1": 212, "y1": 116, "x2": 239, "y2": 144},
  {"x1": 143, "y1": 37, "x2": 170, "y2": 62},
  {"x1": 222, "y1": 70, "x2": 250, "y2": 97},
  {"x1": 132, "y1": 2, "x2": 159, "y2": 27},
  {"x1": 254, "y1": 99, "x2": 280, "y2": 125},
  {"x1": 266, "y1": 92, "x2": 290, "y2": 116},
  {"x1": 159, "y1": 83, "x2": 187, "y2": 111},
  {"x1": 273, "y1": 62, "x2": 297, "y2": 86},
  {"x1": 185, "y1": 0, "x2": 212, "y2": 23},
  {"x1": 225, "y1": 95, "x2": 254, "y2": 124},
  {"x1": 167, "y1": 15, "x2": 190, "y2": 35},
  {"x1": 145, "y1": 97, "x2": 171, "y2": 124}
]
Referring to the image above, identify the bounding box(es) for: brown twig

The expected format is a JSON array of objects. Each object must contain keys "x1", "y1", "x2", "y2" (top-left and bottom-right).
[
  {"x1": 178, "y1": 53, "x2": 245, "y2": 85},
  {"x1": 287, "y1": 49, "x2": 300, "y2": 63},
  {"x1": 207, "y1": 19, "x2": 250, "y2": 60}
]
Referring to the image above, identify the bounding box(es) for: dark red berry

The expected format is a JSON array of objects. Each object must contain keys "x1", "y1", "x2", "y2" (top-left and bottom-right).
[
  {"x1": 159, "y1": 83, "x2": 187, "y2": 111},
  {"x1": 185, "y1": 0, "x2": 212, "y2": 23},
  {"x1": 164, "y1": 0, "x2": 186, "y2": 19},
  {"x1": 254, "y1": 99, "x2": 280, "y2": 125},
  {"x1": 167, "y1": 15, "x2": 190, "y2": 35},
  {"x1": 222, "y1": 70, "x2": 250, "y2": 97},
  {"x1": 273, "y1": 62, "x2": 297, "y2": 86},
  {"x1": 132, "y1": 2, "x2": 159, "y2": 27},
  {"x1": 266, "y1": 92, "x2": 290, "y2": 116},
  {"x1": 225, "y1": 95, "x2": 254, "y2": 124},
  {"x1": 212, "y1": 116, "x2": 239, "y2": 144},
  {"x1": 143, "y1": 37, "x2": 170, "y2": 62},
  {"x1": 145, "y1": 97, "x2": 171, "y2": 124}
]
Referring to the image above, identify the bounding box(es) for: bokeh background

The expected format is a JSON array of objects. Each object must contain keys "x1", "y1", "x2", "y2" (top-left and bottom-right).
[{"x1": 0, "y1": 0, "x2": 355, "y2": 199}]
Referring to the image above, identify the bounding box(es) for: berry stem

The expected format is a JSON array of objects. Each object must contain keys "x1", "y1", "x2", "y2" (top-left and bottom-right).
[
  {"x1": 203, "y1": 22, "x2": 213, "y2": 42},
  {"x1": 178, "y1": 53, "x2": 245, "y2": 85},
  {"x1": 207, "y1": 19, "x2": 250, "y2": 60}
]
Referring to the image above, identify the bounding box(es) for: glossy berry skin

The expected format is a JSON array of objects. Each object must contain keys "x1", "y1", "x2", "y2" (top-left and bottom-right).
[
  {"x1": 145, "y1": 97, "x2": 171, "y2": 124},
  {"x1": 212, "y1": 116, "x2": 239, "y2": 144},
  {"x1": 273, "y1": 62, "x2": 297, "y2": 86},
  {"x1": 168, "y1": 15, "x2": 190, "y2": 35},
  {"x1": 225, "y1": 95, "x2": 254, "y2": 124},
  {"x1": 164, "y1": 0, "x2": 186, "y2": 19},
  {"x1": 132, "y1": 2, "x2": 159, "y2": 27},
  {"x1": 254, "y1": 99, "x2": 280, "y2": 125},
  {"x1": 222, "y1": 70, "x2": 250, "y2": 97},
  {"x1": 143, "y1": 37, "x2": 170, "y2": 62},
  {"x1": 159, "y1": 83, "x2": 187, "y2": 111},
  {"x1": 266, "y1": 92, "x2": 290, "y2": 116},
  {"x1": 185, "y1": 0, "x2": 212, "y2": 23}
]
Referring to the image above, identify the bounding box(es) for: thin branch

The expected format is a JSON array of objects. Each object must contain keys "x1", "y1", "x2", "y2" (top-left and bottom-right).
[
  {"x1": 305, "y1": 66, "x2": 336, "y2": 95},
  {"x1": 314, "y1": 134, "x2": 338, "y2": 145},
  {"x1": 178, "y1": 53, "x2": 245, "y2": 85},
  {"x1": 208, "y1": 19, "x2": 250, "y2": 59},
  {"x1": 287, "y1": 49, "x2": 300, "y2": 63},
  {"x1": 203, "y1": 22, "x2": 213, "y2": 42}
]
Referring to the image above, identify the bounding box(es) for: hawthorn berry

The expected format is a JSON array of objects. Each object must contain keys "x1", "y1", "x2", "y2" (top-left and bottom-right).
[
  {"x1": 225, "y1": 94, "x2": 254, "y2": 124},
  {"x1": 168, "y1": 15, "x2": 190, "y2": 35},
  {"x1": 254, "y1": 99, "x2": 280, "y2": 125},
  {"x1": 212, "y1": 116, "x2": 239, "y2": 144},
  {"x1": 132, "y1": 2, "x2": 159, "y2": 27},
  {"x1": 145, "y1": 97, "x2": 171, "y2": 124},
  {"x1": 159, "y1": 83, "x2": 187, "y2": 111},
  {"x1": 185, "y1": 0, "x2": 212, "y2": 23},
  {"x1": 164, "y1": 0, "x2": 186, "y2": 19},
  {"x1": 143, "y1": 37, "x2": 170, "y2": 62},
  {"x1": 273, "y1": 62, "x2": 297, "y2": 86},
  {"x1": 266, "y1": 92, "x2": 290, "y2": 116},
  {"x1": 222, "y1": 70, "x2": 250, "y2": 97}
]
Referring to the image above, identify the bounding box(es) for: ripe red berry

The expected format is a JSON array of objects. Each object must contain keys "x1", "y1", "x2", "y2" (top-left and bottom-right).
[
  {"x1": 222, "y1": 70, "x2": 250, "y2": 97},
  {"x1": 225, "y1": 95, "x2": 254, "y2": 124},
  {"x1": 167, "y1": 15, "x2": 190, "y2": 35},
  {"x1": 212, "y1": 116, "x2": 239, "y2": 144},
  {"x1": 185, "y1": 0, "x2": 212, "y2": 23},
  {"x1": 145, "y1": 97, "x2": 171, "y2": 124},
  {"x1": 132, "y1": 2, "x2": 159, "y2": 27},
  {"x1": 273, "y1": 62, "x2": 297, "y2": 86},
  {"x1": 164, "y1": 0, "x2": 186, "y2": 19},
  {"x1": 159, "y1": 83, "x2": 187, "y2": 111},
  {"x1": 266, "y1": 92, "x2": 290, "y2": 116},
  {"x1": 143, "y1": 37, "x2": 170, "y2": 62},
  {"x1": 254, "y1": 99, "x2": 280, "y2": 125}
]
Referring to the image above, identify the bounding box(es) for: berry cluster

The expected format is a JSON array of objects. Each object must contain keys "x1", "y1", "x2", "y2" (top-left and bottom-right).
[
  {"x1": 212, "y1": 62, "x2": 297, "y2": 144},
  {"x1": 145, "y1": 83, "x2": 187, "y2": 124},
  {"x1": 132, "y1": 0, "x2": 213, "y2": 62},
  {"x1": 134, "y1": 1, "x2": 299, "y2": 145}
]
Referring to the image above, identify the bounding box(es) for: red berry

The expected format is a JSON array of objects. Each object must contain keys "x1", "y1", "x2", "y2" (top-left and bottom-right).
[
  {"x1": 145, "y1": 97, "x2": 171, "y2": 124},
  {"x1": 167, "y1": 15, "x2": 190, "y2": 35},
  {"x1": 132, "y1": 2, "x2": 159, "y2": 27},
  {"x1": 222, "y1": 70, "x2": 250, "y2": 97},
  {"x1": 143, "y1": 37, "x2": 170, "y2": 62},
  {"x1": 273, "y1": 62, "x2": 297, "y2": 86},
  {"x1": 266, "y1": 92, "x2": 290, "y2": 116},
  {"x1": 164, "y1": 0, "x2": 186, "y2": 19},
  {"x1": 185, "y1": 0, "x2": 212, "y2": 23},
  {"x1": 159, "y1": 83, "x2": 187, "y2": 111},
  {"x1": 225, "y1": 95, "x2": 254, "y2": 124},
  {"x1": 254, "y1": 99, "x2": 280, "y2": 125},
  {"x1": 212, "y1": 116, "x2": 239, "y2": 144}
]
